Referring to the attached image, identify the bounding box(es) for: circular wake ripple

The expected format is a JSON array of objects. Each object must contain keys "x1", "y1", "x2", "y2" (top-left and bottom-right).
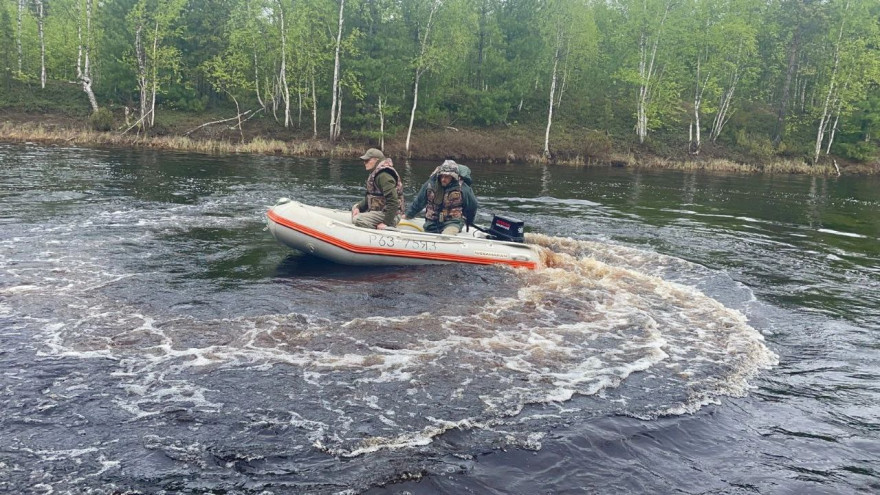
[{"x1": 6, "y1": 231, "x2": 778, "y2": 458}]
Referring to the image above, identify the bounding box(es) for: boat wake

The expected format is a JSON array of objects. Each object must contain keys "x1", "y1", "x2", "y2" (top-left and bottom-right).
[{"x1": 9, "y1": 229, "x2": 778, "y2": 459}]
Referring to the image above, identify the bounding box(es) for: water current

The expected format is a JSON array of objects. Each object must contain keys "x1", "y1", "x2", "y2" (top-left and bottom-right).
[{"x1": 0, "y1": 143, "x2": 877, "y2": 494}]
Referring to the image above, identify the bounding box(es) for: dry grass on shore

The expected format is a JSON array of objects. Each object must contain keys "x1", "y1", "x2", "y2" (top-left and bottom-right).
[
  {"x1": 632, "y1": 156, "x2": 840, "y2": 175},
  {"x1": 1, "y1": 121, "x2": 874, "y2": 176},
  {"x1": 0, "y1": 121, "x2": 363, "y2": 158}
]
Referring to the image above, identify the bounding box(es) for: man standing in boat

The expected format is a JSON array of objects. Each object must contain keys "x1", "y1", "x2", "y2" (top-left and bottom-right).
[
  {"x1": 403, "y1": 160, "x2": 478, "y2": 235},
  {"x1": 352, "y1": 148, "x2": 405, "y2": 230}
]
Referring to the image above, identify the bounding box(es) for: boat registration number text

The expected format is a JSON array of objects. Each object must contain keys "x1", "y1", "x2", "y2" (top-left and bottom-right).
[{"x1": 369, "y1": 234, "x2": 437, "y2": 251}]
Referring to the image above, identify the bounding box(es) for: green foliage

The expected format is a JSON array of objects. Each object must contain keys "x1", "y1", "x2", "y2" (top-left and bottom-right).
[
  {"x1": 89, "y1": 107, "x2": 114, "y2": 131},
  {"x1": 579, "y1": 130, "x2": 613, "y2": 158},
  {"x1": 437, "y1": 86, "x2": 512, "y2": 126},
  {"x1": 0, "y1": 7, "x2": 13, "y2": 87},
  {"x1": 162, "y1": 85, "x2": 209, "y2": 112},
  {"x1": 0, "y1": 79, "x2": 90, "y2": 116},
  {"x1": 4, "y1": 0, "x2": 880, "y2": 164},
  {"x1": 835, "y1": 141, "x2": 878, "y2": 162},
  {"x1": 735, "y1": 128, "x2": 780, "y2": 159}
]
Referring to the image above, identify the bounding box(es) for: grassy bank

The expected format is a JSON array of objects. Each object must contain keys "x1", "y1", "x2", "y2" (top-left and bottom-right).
[{"x1": 2, "y1": 101, "x2": 877, "y2": 176}]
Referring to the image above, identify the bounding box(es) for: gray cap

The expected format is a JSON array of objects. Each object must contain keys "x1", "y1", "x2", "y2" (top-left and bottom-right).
[{"x1": 359, "y1": 148, "x2": 385, "y2": 160}]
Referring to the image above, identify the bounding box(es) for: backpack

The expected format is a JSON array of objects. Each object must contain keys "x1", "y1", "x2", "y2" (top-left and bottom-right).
[{"x1": 456, "y1": 164, "x2": 472, "y2": 186}]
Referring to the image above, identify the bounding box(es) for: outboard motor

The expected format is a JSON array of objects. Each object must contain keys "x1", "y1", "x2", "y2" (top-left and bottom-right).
[{"x1": 487, "y1": 214, "x2": 525, "y2": 243}]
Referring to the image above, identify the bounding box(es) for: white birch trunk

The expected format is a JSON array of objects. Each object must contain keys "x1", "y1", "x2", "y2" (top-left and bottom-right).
[
  {"x1": 543, "y1": 42, "x2": 559, "y2": 158},
  {"x1": 379, "y1": 96, "x2": 385, "y2": 151},
  {"x1": 637, "y1": 32, "x2": 647, "y2": 143},
  {"x1": 826, "y1": 88, "x2": 845, "y2": 155},
  {"x1": 329, "y1": 0, "x2": 345, "y2": 142},
  {"x1": 691, "y1": 59, "x2": 709, "y2": 154},
  {"x1": 405, "y1": 0, "x2": 441, "y2": 156},
  {"x1": 77, "y1": 16, "x2": 82, "y2": 81},
  {"x1": 270, "y1": 75, "x2": 279, "y2": 122},
  {"x1": 555, "y1": 36, "x2": 570, "y2": 108},
  {"x1": 135, "y1": 24, "x2": 148, "y2": 128},
  {"x1": 35, "y1": 0, "x2": 46, "y2": 88},
  {"x1": 710, "y1": 69, "x2": 739, "y2": 142},
  {"x1": 230, "y1": 92, "x2": 244, "y2": 142},
  {"x1": 277, "y1": 0, "x2": 290, "y2": 128},
  {"x1": 813, "y1": 1, "x2": 847, "y2": 165},
  {"x1": 254, "y1": 51, "x2": 264, "y2": 109},
  {"x1": 311, "y1": 73, "x2": 318, "y2": 139},
  {"x1": 246, "y1": 0, "x2": 264, "y2": 110},
  {"x1": 150, "y1": 20, "x2": 159, "y2": 127},
  {"x1": 334, "y1": 90, "x2": 342, "y2": 141},
  {"x1": 405, "y1": 71, "x2": 421, "y2": 156},
  {"x1": 77, "y1": 0, "x2": 99, "y2": 113},
  {"x1": 636, "y1": 2, "x2": 670, "y2": 144},
  {"x1": 556, "y1": 64, "x2": 568, "y2": 107},
  {"x1": 17, "y1": 0, "x2": 23, "y2": 74}
]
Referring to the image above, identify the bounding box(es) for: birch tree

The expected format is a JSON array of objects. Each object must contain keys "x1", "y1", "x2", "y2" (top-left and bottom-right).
[
  {"x1": 128, "y1": 0, "x2": 187, "y2": 129},
  {"x1": 76, "y1": 0, "x2": 99, "y2": 112},
  {"x1": 274, "y1": 0, "x2": 291, "y2": 127},
  {"x1": 348, "y1": 0, "x2": 410, "y2": 150},
  {"x1": 541, "y1": 0, "x2": 597, "y2": 158},
  {"x1": 17, "y1": 0, "x2": 24, "y2": 74},
  {"x1": 812, "y1": 0, "x2": 880, "y2": 162},
  {"x1": 635, "y1": 0, "x2": 673, "y2": 144},
  {"x1": 543, "y1": 35, "x2": 559, "y2": 158},
  {"x1": 685, "y1": 0, "x2": 753, "y2": 152},
  {"x1": 33, "y1": 0, "x2": 46, "y2": 88},
  {"x1": 686, "y1": 0, "x2": 714, "y2": 154},
  {"x1": 812, "y1": 0, "x2": 848, "y2": 164},
  {"x1": 400, "y1": 0, "x2": 474, "y2": 154},
  {"x1": 202, "y1": 51, "x2": 254, "y2": 141},
  {"x1": 708, "y1": 0, "x2": 759, "y2": 143},
  {"x1": 329, "y1": 0, "x2": 345, "y2": 142},
  {"x1": 288, "y1": 0, "x2": 332, "y2": 137},
  {"x1": 771, "y1": 0, "x2": 809, "y2": 149},
  {"x1": 226, "y1": 0, "x2": 270, "y2": 110},
  {"x1": 404, "y1": 0, "x2": 441, "y2": 156}
]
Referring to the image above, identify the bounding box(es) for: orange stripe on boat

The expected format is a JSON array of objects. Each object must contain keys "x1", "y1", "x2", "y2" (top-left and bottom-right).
[{"x1": 267, "y1": 209, "x2": 537, "y2": 269}]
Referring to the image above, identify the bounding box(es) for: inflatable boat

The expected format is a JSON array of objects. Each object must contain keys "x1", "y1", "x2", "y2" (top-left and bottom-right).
[{"x1": 265, "y1": 198, "x2": 544, "y2": 269}]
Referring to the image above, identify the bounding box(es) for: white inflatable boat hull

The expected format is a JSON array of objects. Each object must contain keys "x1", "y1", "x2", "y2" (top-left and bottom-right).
[{"x1": 266, "y1": 199, "x2": 543, "y2": 269}]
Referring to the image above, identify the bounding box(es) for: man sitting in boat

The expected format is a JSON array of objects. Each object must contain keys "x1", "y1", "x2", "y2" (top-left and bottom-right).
[
  {"x1": 403, "y1": 160, "x2": 478, "y2": 235},
  {"x1": 351, "y1": 148, "x2": 405, "y2": 230}
]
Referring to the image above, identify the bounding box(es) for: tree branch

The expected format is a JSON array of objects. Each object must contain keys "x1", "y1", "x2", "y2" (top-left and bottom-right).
[
  {"x1": 184, "y1": 110, "x2": 255, "y2": 137},
  {"x1": 119, "y1": 107, "x2": 154, "y2": 135}
]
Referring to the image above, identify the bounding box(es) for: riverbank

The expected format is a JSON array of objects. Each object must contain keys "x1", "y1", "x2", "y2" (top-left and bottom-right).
[{"x1": 1, "y1": 110, "x2": 877, "y2": 176}]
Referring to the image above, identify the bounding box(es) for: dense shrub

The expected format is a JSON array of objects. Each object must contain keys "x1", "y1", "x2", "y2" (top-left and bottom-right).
[
  {"x1": 580, "y1": 130, "x2": 613, "y2": 158},
  {"x1": 89, "y1": 108, "x2": 114, "y2": 132},
  {"x1": 836, "y1": 141, "x2": 878, "y2": 162},
  {"x1": 735, "y1": 129, "x2": 779, "y2": 159}
]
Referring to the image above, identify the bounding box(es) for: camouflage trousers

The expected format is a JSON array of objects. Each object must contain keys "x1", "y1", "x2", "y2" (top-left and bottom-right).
[{"x1": 353, "y1": 210, "x2": 399, "y2": 229}]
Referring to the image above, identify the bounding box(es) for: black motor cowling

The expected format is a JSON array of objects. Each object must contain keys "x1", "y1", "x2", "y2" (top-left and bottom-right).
[{"x1": 487, "y1": 214, "x2": 525, "y2": 243}]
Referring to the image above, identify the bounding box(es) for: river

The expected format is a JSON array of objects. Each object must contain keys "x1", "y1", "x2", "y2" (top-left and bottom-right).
[{"x1": 0, "y1": 143, "x2": 877, "y2": 494}]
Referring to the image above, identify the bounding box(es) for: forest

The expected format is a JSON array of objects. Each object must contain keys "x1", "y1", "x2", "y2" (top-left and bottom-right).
[{"x1": 1, "y1": 0, "x2": 879, "y2": 166}]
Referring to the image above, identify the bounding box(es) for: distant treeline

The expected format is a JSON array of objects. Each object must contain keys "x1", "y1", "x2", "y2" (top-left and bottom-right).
[{"x1": 2, "y1": 0, "x2": 879, "y2": 163}]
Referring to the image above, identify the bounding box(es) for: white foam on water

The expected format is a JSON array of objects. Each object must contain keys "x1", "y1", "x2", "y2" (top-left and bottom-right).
[
  {"x1": 0, "y1": 284, "x2": 41, "y2": 294},
  {"x1": 10, "y1": 218, "x2": 779, "y2": 457},
  {"x1": 817, "y1": 228, "x2": 867, "y2": 239},
  {"x1": 735, "y1": 216, "x2": 767, "y2": 223}
]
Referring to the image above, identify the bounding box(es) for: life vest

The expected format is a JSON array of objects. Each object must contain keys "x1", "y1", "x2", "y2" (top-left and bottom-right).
[
  {"x1": 425, "y1": 179, "x2": 463, "y2": 222},
  {"x1": 365, "y1": 158, "x2": 405, "y2": 215}
]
